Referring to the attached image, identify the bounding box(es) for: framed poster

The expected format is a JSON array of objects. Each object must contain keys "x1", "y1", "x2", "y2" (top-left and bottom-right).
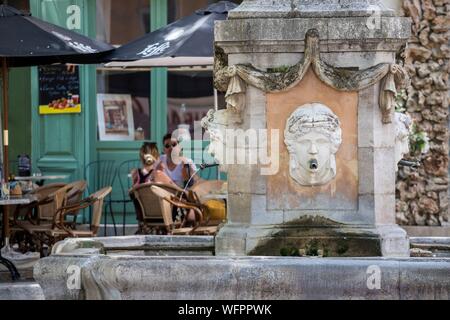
[
  {"x1": 97, "y1": 94, "x2": 135, "y2": 141},
  {"x1": 38, "y1": 65, "x2": 81, "y2": 114}
]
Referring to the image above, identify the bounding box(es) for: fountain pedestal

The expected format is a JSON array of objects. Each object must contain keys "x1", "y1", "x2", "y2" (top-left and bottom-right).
[{"x1": 210, "y1": 0, "x2": 412, "y2": 257}]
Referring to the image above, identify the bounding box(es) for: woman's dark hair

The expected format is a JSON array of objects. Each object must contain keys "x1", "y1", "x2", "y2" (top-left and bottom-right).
[{"x1": 162, "y1": 133, "x2": 173, "y2": 143}]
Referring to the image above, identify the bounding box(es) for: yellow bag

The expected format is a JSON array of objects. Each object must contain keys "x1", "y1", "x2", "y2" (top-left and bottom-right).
[{"x1": 204, "y1": 199, "x2": 226, "y2": 221}]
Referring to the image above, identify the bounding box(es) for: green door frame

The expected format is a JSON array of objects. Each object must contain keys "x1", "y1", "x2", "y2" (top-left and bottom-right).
[
  {"x1": 28, "y1": 0, "x2": 215, "y2": 225},
  {"x1": 30, "y1": 0, "x2": 94, "y2": 183},
  {"x1": 90, "y1": 0, "x2": 168, "y2": 225},
  {"x1": 92, "y1": 0, "x2": 168, "y2": 155},
  {"x1": 150, "y1": 0, "x2": 168, "y2": 151}
]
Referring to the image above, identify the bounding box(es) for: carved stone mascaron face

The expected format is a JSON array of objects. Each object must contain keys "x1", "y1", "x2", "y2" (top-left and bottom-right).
[{"x1": 284, "y1": 103, "x2": 342, "y2": 186}]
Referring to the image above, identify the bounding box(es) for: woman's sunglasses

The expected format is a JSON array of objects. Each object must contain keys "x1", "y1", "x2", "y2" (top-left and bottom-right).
[{"x1": 164, "y1": 142, "x2": 178, "y2": 149}]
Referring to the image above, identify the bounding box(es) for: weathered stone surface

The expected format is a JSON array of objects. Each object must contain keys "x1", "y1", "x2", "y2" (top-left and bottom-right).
[
  {"x1": 422, "y1": 0, "x2": 437, "y2": 20},
  {"x1": 404, "y1": 0, "x2": 423, "y2": 32},
  {"x1": 406, "y1": 44, "x2": 433, "y2": 61},
  {"x1": 410, "y1": 247, "x2": 434, "y2": 256},
  {"x1": 34, "y1": 254, "x2": 450, "y2": 300},
  {"x1": 227, "y1": 0, "x2": 397, "y2": 18},
  {"x1": 431, "y1": 15, "x2": 450, "y2": 31},
  {"x1": 0, "y1": 282, "x2": 44, "y2": 300},
  {"x1": 423, "y1": 155, "x2": 448, "y2": 176},
  {"x1": 215, "y1": 17, "x2": 410, "y2": 49},
  {"x1": 53, "y1": 236, "x2": 216, "y2": 256},
  {"x1": 397, "y1": 0, "x2": 449, "y2": 227},
  {"x1": 212, "y1": 0, "x2": 413, "y2": 256},
  {"x1": 418, "y1": 196, "x2": 440, "y2": 214}
]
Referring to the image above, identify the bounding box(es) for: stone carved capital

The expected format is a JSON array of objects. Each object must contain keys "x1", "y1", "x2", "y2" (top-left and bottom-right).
[{"x1": 214, "y1": 29, "x2": 409, "y2": 124}]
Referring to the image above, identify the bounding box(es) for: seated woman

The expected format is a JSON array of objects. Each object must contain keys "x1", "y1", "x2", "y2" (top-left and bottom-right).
[
  {"x1": 131, "y1": 142, "x2": 160, "y2": 187},
  {"x1": 130, "y1": 141, "x2": 192, "y2": 229},
  {"x1": 131, "y1": 142, "x2": 166, "y2": 232}
]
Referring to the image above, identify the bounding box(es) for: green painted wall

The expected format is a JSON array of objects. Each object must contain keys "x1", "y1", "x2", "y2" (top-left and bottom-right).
[
  {"x1": 30, "y1": 0, "x2": 92, "y2": 186},
  {"x1": 9, "y1": 67, "x2": 32, "y2": 170},
  {"x1": 5, "y1": 0, "x2": 216, "y2": 230}
]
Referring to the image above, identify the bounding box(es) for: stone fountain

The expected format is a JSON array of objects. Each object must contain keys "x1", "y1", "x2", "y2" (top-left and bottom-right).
[
  {"x1": 31, "y1": 1, "x2": 450, "y2": 300},
  {"x1": 205, "y1": 0, "x2": 412, "y2": 257}
]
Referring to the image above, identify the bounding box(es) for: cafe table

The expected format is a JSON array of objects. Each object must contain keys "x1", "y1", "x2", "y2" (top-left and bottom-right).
[{"x1": 0, "y1": 194, "x2": 38, "y2": 280}]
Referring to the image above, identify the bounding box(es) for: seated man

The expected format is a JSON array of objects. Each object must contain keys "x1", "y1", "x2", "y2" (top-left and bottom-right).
[
  {"x1": 155, "y1": 133, "x2": 198, "y2": 189},
  {"x1": 154, "y1": 133, "x2": 199, "y2": 226}
]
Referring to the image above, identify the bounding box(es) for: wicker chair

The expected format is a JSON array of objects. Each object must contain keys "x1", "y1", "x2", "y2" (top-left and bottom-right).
[
  {"x1": 12, "y1": 181, "x2": 86, "y2": 225},
  {"x1": 150, "y1": 185, "x2": 219, "y2": 236},
  {"x1": 12, "y1": 183, "x2": 68, "y2": 227},
  {"x1": 49, "y1": 186, "x2": 112, "y2": 239},
  {"x1": 63, "y1": 180, "x2": 88, "y2": 226},
  {"x1": 84, "y1": 160, "x2": 117, "y2": 235},
  {"x1": 130, "y1": 182, "x2": 184, "y2": 234},
  {"x1": 11, "y1": 184, "x2": 73, "y2": 254},
  {"x1": 18, "y1": 183, "x2": 67, "y2": 224}
]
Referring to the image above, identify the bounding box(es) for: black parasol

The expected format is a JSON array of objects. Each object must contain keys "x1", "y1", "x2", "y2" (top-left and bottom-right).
[
  {"x1": 105, "y1": 1, "x2": 238, "y2": 68},
  {"x1": 0, "y1": 4, "x2": 113, "y2": 279},
  {"x1": 0, "y1": 5, "x2": 113, "y2": 67}
]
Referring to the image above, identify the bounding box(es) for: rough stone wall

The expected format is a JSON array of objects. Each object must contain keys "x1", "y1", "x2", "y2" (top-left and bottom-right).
[{"x1": 396, "y1": 0, "x2": 450, "y2": 226}]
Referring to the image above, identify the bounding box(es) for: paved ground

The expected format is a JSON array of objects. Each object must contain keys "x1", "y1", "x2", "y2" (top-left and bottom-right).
[{"x1": 0, "y1": 281, "x2": 44, "y2": 300}]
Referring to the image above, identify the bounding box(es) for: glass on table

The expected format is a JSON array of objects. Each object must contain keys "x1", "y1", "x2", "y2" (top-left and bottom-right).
[{"x1": 1, "y1": 182, "x2": 10, "y2": 198}]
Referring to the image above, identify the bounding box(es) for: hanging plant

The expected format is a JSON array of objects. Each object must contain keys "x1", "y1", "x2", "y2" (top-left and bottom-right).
[
  {"x1": 394, "y1": 89, "x2": 429, "y2": 157},
  {"x1": 409, "y1": 123, "x2": 430, "y2": 156}
]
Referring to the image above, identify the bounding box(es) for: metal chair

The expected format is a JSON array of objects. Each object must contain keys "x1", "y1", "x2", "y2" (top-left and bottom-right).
[
  {"x1": 84, "y1": 160, "x2": 117, "y2": 236},
  {"x1": 115, "y1": 159, "x2": 140, "y2": 236}
]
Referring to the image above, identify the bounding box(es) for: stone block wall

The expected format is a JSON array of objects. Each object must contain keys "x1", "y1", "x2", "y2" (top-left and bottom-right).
[{"x1": 396, "y1": 0, "x2": 450, "y2": 226}]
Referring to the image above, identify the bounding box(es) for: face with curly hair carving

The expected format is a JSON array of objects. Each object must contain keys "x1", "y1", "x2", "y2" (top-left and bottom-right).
[{"x1": 284, "y1": 103, "x2": 342, "y2": 186}]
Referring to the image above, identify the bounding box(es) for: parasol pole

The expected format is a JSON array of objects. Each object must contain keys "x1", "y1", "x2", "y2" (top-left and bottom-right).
[{"x1": 1, "y1": 57, "x2": 9, "y2": 244}]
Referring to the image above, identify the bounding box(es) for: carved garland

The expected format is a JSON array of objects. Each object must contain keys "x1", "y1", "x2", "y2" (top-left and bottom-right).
[{"x1": 214, "y1": 29, "x2": 409, "y2": 124}]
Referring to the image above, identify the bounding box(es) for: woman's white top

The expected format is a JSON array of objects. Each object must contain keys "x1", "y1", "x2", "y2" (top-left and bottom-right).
[{"x1": 158, "y1": 155, "x2": 197, "y2": 187}]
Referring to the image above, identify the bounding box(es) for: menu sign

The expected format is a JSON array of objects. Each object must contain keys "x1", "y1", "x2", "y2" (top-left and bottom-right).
[{"x1": 38, "y1": 65, "x2": 81, "y2": 114}]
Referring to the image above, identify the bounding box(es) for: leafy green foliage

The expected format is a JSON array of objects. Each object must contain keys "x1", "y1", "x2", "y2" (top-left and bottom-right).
[
  {"x1": 394, "y1": 89, "x2": 429, "y2": 156},
  {"x1": 409, "y1": 123, "x2": 430, "y2": 155}
]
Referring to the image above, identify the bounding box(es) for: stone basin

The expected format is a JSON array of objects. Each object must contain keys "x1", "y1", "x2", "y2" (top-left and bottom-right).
[{"x1": 33, "y1": 236, "x2": 450, "y2": 300}]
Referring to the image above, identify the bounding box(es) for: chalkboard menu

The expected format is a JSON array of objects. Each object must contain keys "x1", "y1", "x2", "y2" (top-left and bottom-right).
[{"x1": 38, "y1": 65, "x2": 82, "y2": 114}]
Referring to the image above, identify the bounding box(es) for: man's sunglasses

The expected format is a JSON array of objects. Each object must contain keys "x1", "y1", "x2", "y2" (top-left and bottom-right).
[{"x1": 164, "y1": 142, "x2": 178, "y2": 149}]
